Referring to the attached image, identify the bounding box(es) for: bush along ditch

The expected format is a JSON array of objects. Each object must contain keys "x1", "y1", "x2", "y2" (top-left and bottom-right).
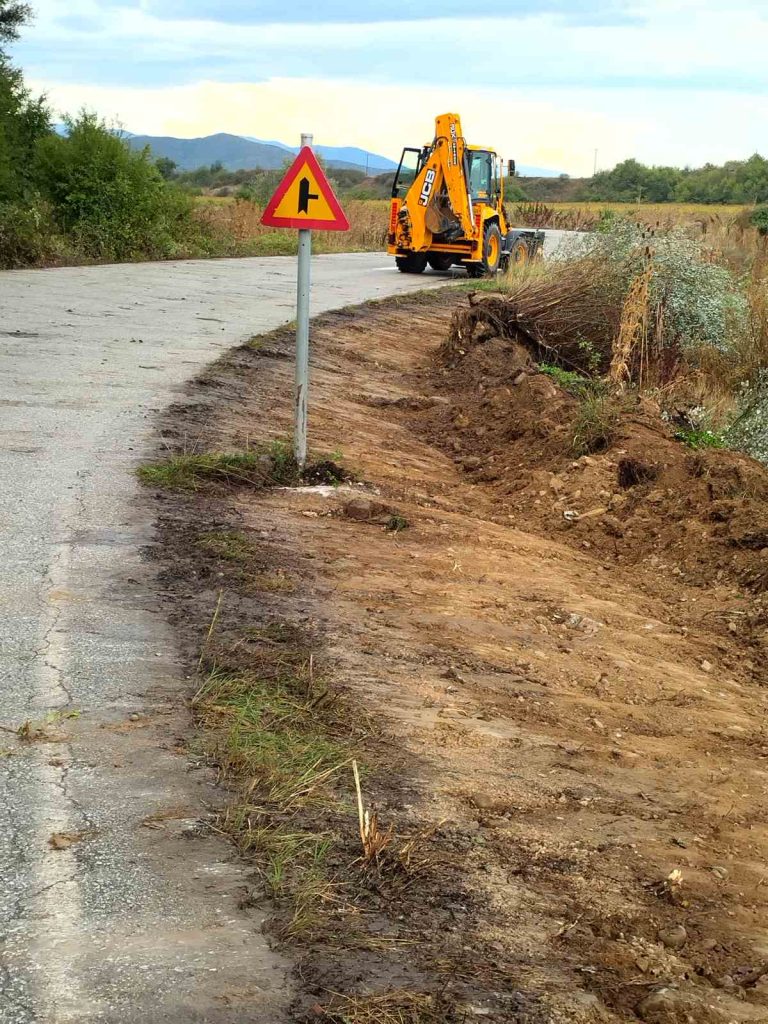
[{"x1": 455, "y1": 219, "x2": 768, "y2": 467}]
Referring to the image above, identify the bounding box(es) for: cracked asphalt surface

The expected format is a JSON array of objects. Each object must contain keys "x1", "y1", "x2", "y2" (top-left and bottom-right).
[{"x1": 0, "y1": 253, "x2": 451, "y2": 1023}]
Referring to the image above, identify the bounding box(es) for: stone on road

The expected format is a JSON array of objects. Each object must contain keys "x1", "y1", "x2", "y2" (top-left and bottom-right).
[{"x1": 0, "y1": 253, "x2": 447, "y2": 1023}]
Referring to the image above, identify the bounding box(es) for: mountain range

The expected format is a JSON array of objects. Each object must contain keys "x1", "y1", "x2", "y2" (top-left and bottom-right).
[
  {"x1": 54, "y1": 124, "x2": 562, "y2": 177},
  {"x1": 125, "y1": 133, "x2": 399, "y2": 175}
]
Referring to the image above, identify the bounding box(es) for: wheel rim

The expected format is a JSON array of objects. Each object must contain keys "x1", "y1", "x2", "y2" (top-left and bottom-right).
[
  {"x1": 488, "y1": 233, "x2": 500, "y2": 268},
  {"x1": 514, "y1": 242, "x2": 528, "y2": 265}
]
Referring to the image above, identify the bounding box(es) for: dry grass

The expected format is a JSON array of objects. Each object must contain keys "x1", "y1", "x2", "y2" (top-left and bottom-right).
[
  {"x1": 194, "y1": 197, "x2": 389, "y2": 256},
  {"x1": 312, "y1": 990, "x2": 457, "y2": 1024},
  {"x1": 353, "y1": 760, "x2": 393, "y2": 866},
  {"x1": 610, "y1": 265, "x2": 652, "y2": 386},
  {"x1": 541, "y1": 201, "x2": 751, "y2": 230}
]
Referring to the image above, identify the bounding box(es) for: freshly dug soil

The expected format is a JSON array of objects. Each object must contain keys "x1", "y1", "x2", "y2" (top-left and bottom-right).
[
  {"x1": 147, "y1": 290, "x2": 768, "y2": 1024},
  {"x1": 416, "y1": 323, "x2": 768, "y2": 608}
]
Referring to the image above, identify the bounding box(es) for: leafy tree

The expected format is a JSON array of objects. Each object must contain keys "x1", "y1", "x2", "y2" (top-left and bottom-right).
[
  {"x1": 155, "y1": 156, "x2": 178, "y2": 180},
  {"x1": 0, "y1": 2, "x2": 49, "y2": 199},
  {"x1": 586, "y1": 159, "x2": 681, "y2": 203},
  {"x1": 0, "y1": 55, "x2": 50, "y2": 198},
  {"x1": 0, "y1": 1, "x2": 31, "y2": 47}
]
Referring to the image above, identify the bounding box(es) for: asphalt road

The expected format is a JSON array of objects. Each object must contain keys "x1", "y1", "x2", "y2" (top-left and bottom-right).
[
  {"x1": 0, "y1": 239, "x2": 572, "y2": 1023},
  {"x1": 0, "y1": 253, "x2": 454, "y2": 1024}
]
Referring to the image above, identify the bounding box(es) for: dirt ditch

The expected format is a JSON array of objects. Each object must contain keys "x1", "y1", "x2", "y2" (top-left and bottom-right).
[{"x1": 145, "y1": 291, "x2": 768, "y2": 1023}]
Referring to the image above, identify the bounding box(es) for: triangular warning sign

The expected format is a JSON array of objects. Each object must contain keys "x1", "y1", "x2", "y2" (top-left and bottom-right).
[{"x1": 261, "y1": 147, "x2": 350, "y2": 231}]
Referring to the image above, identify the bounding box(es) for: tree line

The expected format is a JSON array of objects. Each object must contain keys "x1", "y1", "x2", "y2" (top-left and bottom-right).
[
  {"x1": 586, "y1": 156, "x2": 768, "y2": 204},
  {"x1": 527, "y1": 156, "x2": 768, "y2": 205}
]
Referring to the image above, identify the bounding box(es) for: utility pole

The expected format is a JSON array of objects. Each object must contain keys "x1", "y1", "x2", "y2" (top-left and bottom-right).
[{"x1": 593, "y1": 149, "x2": 599, "y2": 176}]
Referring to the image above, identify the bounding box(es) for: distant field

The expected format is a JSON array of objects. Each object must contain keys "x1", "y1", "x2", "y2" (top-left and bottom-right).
[
  {"x1": 194, "y1": 197, "x2": 389, "y2": 255},
  {"x1": 548, "y1": 202, "x2": 749, "y2": 219},
  {"x1": 512, "y1": 200, "x2": 753, "y2": 233},
  {"x1": 193, "y1": 196, "x2": 757, "y2": 257}
]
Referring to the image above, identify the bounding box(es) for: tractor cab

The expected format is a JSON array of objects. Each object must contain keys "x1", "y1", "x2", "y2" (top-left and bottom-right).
[{"x1": 465, "y1": 148, "x2": 501, "y2": 206}]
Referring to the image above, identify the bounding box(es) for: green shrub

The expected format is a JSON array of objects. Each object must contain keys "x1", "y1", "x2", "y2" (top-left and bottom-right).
[
  {"x1": 572, "y1": 392, "x2": 621, "y2": 455},
  {"x1": 568, "y1": 220, "x2": 749, "y2": 356},
  {"x1": 0, "y1": 198, "x2": 65, "y2": 267},
  {"x1": 751, "y1": 205, "x2": 768, "y2": 237},
  {"x1": 33, "y1": 112, "x2": 199, "y2": 261}
]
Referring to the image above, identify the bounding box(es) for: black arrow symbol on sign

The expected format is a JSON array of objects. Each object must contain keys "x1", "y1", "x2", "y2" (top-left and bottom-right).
[{"x1": 298, "y1": 177, "x2": 319, "y2": 213}]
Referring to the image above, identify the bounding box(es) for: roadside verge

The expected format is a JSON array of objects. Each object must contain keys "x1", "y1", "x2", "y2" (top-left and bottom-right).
[{"x1": 143, "y1": 289, "x2": 768, "y2": 1024}]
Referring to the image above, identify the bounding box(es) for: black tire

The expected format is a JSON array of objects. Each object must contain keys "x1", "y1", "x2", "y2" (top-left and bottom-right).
[
  {"x1": 427, "y1": 253, "x2": 453, "y2": 272},
  {"x1": 512, "y1": 239, "x2": 531, "y2": 265},
  {"x1": 396, "y1": 253, "x2": 428, "y2": 274}
]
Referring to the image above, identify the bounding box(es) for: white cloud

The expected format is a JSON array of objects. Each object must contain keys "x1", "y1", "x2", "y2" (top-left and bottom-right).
[
  {"x1": 18, "y1": 0, "x2": 768, "y2": 171},
  {"x1": 20, "y1": 3, "x2": 768, "y2": 91}
]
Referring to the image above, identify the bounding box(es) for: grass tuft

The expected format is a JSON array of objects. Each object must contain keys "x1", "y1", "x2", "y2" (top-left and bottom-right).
[
  {"x1": 385, "y1": 515, "x2": 410, "y2": 533},
  {"x1": 197, "y1": 530, "x2": 258, "y2": 562},
  {"x1": 138, "y1": 441, "x2": 353, "y2": 491},
  {"x1": 572, "y1": 390, "x2": 622, "y2": 456},
  {"x1": 538, "y1": 362, "x2": 591, "y2": 396},
  {"x1": 312, "y1": 990, "x2": 459, "y2": 1024},
  {"x1": 195, "y1": 663, "x2": 350, "y2": 940},
  {"x1": 137, "y1": 450, "x2": 286, "y2": 490},
  {"x1": 195, "y1": 669, "x2": 347, "y2": 808}
]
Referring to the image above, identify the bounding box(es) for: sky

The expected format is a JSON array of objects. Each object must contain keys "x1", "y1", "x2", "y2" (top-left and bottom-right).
[{"x1": 12, "y1": 0, "x2": 768, "y2": 176}]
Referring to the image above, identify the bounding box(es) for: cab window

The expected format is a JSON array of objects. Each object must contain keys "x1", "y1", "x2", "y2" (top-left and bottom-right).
[{"x1": 467, "y1": 151, "x2": 492, "y2": 201}]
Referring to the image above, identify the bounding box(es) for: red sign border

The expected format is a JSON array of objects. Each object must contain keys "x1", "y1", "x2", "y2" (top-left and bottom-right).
[{"x1": 260, "y1": 147, "x2": 350, "y2": 231}]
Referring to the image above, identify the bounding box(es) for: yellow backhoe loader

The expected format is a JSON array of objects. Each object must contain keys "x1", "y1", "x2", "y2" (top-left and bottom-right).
[{"x1": 387, "y1": 113, "x2": 544, "y2": 276}]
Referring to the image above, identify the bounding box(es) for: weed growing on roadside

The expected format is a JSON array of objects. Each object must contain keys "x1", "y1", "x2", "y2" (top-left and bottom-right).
[
  {"x1": 138, "y1": 451, "x2": 278, "y2": 490},
  {"x1": 675, "y1": 427, "x2": 726, "y2": 450},
  {"x1": 538, "y1": 363, "x2": 590, "y2": 395},
  {"x1": 194, "y1": 657, "x2": 352, "y2": 941},
  {"x1": 572, "y1": 391, "x2": 621, "y2": 455},
  {"x1": 197, "y1": 530, "x2": 258, "y2": 562},
  {"x1": 195, "y1": 669, "x2": 348, "y2": 808},
  {"x1": 15, "y1": 709, "x2": 81, "y2": 742},
  {"x1": 385, "y1": 515, "x2": 410, "y2": 533},
  {"x1": 313, "y1": 989, "x2": 460, "y2": 1024},
  {"x1": 139, "y1": 442, "x2": 355, "y2": 491}
]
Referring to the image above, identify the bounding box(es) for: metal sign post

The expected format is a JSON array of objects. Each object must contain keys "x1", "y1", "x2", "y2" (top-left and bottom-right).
[
  {"x1": 260, "y1": 134, "x2": 350, "y2": 471},
  {"x1": 294, "y1": 133, "x2": 313, "y2": 470}
]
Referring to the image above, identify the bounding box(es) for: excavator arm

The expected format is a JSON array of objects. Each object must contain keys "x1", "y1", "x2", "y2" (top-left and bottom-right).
[{"x1": 397, "y1": 113, "x2": 476, "y2": 251}]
